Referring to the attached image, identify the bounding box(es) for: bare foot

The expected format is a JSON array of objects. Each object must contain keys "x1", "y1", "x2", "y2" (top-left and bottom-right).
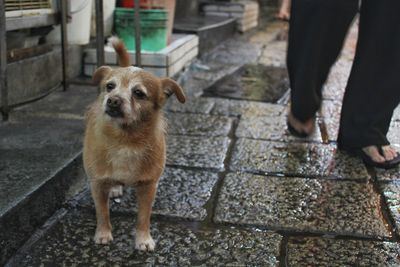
[
  {"x1": 362, "y1": 145, "x2": 398, "y2": 163},
  {"x1": 276, "y1": 0, "x2": 291, "y2": 20},
  {"x1": 382, "y1": 145, "x2": 398, "y2": 161},
  {"x1": 287, "y1": 112, "x2": 315, "y2": 136},
  {"x1": 276, "y1": 10, "x2": 290, "y2": 21}
]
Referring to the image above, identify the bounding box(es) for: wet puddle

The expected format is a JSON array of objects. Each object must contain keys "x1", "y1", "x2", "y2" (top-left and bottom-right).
[{"x1": 203, "y1": 64, "x2": 289, "y2": 103}]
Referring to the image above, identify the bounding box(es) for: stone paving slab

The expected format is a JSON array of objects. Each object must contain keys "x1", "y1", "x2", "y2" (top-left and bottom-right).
[
  {"x1": 249, "y1": 20, "x2": 288, "y2": 46},
  {"x1": 210, "y1": 98, "x2": 285, "y2": 117},
  {"x1": 79, "y1": 168, "x2": 219, "y2": 221},
  {"x1": 319, "y1": 100, "x2": 342, "y2": 142},
  {"x1": 13, "y1": 85, "x2": 96, "y2": 118},
  {"x1": 322, "y1": 81, "x2": 345, "y2": 102},
  {"x1": 204, "y1": 38, "x2": 261, "y2": 65},
  {"x1": 258, "y1": 41, "x2": 287, "y2": 67},
  {"x1": 236, "y1": 115, "x2": 323, "y2": 143},
  {"x1": 166, "y1": 135, "x2": 230, "y2": 170},
  {"x1": 320, "y1": 100, "x2": 342, "y2": 122},
  {"x1": 165, "y1": 97, "x2": 215, "y2": 114},
  {"x1": 0, "y1": 117, "x2": 84, "y2": 150},
  {"x1": 324, "y1": 118, "x2": 340, "y2": 142},
  {"x1": 322, "y1": 60, "x2": 351, "y2": 101},
  {"x1": 323, "y1": 112, "x2": 399, "y2": 144},
  {"x1": 380, "y1": 181, "x2": 400, "y2": 233},
  {"x1": 230, "y1": 139, "x2": 369, "y2": 180},
  {"x1": 215, "y1": 173, "x2": 390, "y2": 238},
  {"x1": 393, "y1": 105, "x2": 400, "y2": 121},
  {"x1": 327, "y1": 150, "x2": 370, "y2": 179},
  {"x1": 203, "y1": 64, "x2": 289, "y2": 103},
  {"x1": 13, "y1": 211, "x2": 282, "y2": 266},
  {"x1": 388, "y1": 121, "x2": 400, "y2": 145},
  {"x1": 286, "y1": 237, "x2": 400, "y2": 267},
  {"x1": 166, "y1": 112, "x2": 233, "y2": 137},
  {"x1": 376, "y1": 167, "x2": 400, "y2": 182},
  {"x1": 189, "y1": 62, "x2": 240, "y2": 84}
]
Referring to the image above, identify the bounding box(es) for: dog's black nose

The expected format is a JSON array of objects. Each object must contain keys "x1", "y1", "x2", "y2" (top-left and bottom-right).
[{"x1": 107, "y1": 97, "x2": 122, "y2": 108}]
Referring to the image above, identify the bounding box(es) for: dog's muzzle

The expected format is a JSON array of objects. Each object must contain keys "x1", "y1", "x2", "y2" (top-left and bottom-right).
[{"x1": 105, "y1": 96, "x2": 124, "y2": 118}]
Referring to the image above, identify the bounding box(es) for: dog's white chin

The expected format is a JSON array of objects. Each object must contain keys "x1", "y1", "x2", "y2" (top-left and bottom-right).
[{"x1": 104, "y1": 114, "x2": 142, "y2": 130}]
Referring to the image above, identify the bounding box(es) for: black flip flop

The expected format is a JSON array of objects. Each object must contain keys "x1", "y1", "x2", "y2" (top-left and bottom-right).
[
  {"x1": 287, "y1": 120, "x2": 311, "y2": 138},
  {"x1": 341, "y1": 145, "x2": 400, "y2": 169}
]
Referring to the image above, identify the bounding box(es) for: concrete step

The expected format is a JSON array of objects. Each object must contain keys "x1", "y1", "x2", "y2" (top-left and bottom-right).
[
  {"x1": 0, "y1": 85, "x2": 97, "y2": 265},
  {"x1": 173, "y1": 16, "x2": 236, "y2": 56},
  {"x1": 202, "y1": 0, "x2": 260, "y2": 32}
]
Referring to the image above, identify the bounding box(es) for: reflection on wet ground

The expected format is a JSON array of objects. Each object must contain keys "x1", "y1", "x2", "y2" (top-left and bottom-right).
[{"x1": 203, "y1": 64, "x2": 289, "y2": 103}]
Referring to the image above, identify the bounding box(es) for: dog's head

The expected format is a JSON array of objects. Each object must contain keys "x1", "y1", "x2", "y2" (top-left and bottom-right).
[{"x1": 93, "y1": 66, "x2": 185, "y2": 127}]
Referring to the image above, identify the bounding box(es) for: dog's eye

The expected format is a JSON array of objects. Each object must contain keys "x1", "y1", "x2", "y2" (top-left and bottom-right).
[
  {"x1": 132, "y1": 88, "x2": 146, "y2": 99},
  {"x1": 106, "y1": 82, "x2": 116, "y2": 92}
]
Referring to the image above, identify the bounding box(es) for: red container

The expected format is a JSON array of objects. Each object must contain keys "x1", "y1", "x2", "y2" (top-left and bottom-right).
[
  {"x1": 120, "y1": 0, "x2": 163, "y2": 9},
  {"x1": 120, "y1": 0, "x2": 134, "y2": 8}
]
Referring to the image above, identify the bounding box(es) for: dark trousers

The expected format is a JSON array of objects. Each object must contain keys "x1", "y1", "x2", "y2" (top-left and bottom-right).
[{"x1": 287, "y1": 0, "x2": 400, "y2": 148}]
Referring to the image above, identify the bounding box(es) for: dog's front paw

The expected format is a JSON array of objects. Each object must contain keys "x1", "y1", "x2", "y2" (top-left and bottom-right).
[
  {"x1": 109, "y1": 185, "x2": 123, "y2": 198},
  {"x1": 94, "y1": 230, "x2": 113, "y2": 244},
  {"x1": 135, "y1": 235, "x2": 155, "y2": 252}
]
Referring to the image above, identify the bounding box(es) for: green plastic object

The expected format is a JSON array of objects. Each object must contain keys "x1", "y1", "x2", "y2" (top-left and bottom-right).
[{"x1": 115, "y1": 8, "x2": 168, "y2": 52}]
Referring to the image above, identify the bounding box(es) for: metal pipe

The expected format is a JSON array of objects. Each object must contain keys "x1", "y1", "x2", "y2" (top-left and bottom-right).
[
  {"x1": 134, "y1": 0, "x2": 141, "y2": 67},
  {"x1": 0, "y1": 0, "x2": 9, "y2": 121},
  {"x1": 60, "y1": 0, "x2": 69, "y2": 91},
  {"x1": 95, "y1": 0, "x2": 105, "y2": 94}
]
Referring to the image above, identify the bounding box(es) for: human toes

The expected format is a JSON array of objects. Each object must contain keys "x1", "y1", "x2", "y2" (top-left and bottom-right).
[
  {"x1": 287, "y1": 112, "x2": 315, "y2": 134},
  {"x1": 362, "y1": 146, "x2": 385, "y2": 163},
  {"x1": 382, "y1": 146, "x2": 397, "y2": 161}
]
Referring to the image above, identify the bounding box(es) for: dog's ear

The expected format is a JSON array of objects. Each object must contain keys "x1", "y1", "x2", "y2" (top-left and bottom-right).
[
  {"x1": 161, "y1": 78, "x2": 186, "y2": 103},
  {"x1": 93, "y1": 66, "x2": 112, "y2": 85}
]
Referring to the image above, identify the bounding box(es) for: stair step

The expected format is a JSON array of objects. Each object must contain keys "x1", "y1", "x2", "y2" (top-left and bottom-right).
[
  {"x1": 0, "y1": 85, "x2": 96, "y2": 265},
  {"x1": 173, "y1": 16, "x2": 236, "y2": 56}
]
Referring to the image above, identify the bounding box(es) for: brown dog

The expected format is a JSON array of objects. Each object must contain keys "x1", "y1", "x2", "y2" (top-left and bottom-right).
[{"x1": 83, "y1": 38, "x2": 185, "y2": 251}]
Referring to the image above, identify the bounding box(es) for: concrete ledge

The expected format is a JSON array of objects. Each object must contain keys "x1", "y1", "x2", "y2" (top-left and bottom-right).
[
  {"x1": 84, "y1": 34, "x2": 199, "y2": 77},
  {"x1": 0, "y1": 153, "x2": 84, "y2": 265},
  {"x1": 0, "y1": 85, "x2": 96, "y2": 265}
]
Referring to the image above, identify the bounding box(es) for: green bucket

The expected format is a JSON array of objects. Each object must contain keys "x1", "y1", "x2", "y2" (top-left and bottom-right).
[{"x1": 115, "y1": 8, "x2": 168, "y2": 52}]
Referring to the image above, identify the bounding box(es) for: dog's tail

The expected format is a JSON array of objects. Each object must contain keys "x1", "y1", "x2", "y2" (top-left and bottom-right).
[{"x1": 111, "y1": 37, "x2": 130, "y2": 67}]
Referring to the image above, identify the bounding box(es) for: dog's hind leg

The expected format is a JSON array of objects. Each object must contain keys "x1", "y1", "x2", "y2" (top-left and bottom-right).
[
  {"x1": 91, "y1": 181, "x2": 113, "y2": 244},
  {"x1": 135, "y1": 181, "x2": 157, "y2": 251}
]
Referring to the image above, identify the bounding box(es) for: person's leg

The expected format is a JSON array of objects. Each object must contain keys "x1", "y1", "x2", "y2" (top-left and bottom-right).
[
  {"x1": 338, "y1": 0, "x2": 400, "y2": 166},
  {"x1": 287, "y1": 0, "x2": 358, "y2": 134},
  {"x1": 276, "y1": 0, "x2": 291, "y2": 21}
]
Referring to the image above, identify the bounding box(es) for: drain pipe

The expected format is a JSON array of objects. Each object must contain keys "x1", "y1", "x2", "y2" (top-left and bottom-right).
[
  {"x1": 0, "y1": 0, "x2": 8, "y2": 121},
  {"x1": 95, "y1": 0, "x2": 105, "y2": 94},
  {"x1": 134, "y1": 0, "x2": 141, "y2": 67}
]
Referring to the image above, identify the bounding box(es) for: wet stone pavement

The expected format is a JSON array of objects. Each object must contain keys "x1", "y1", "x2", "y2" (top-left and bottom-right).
[{"x1": 6, "y1": 15, "x2": 400, "y2": 267}]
